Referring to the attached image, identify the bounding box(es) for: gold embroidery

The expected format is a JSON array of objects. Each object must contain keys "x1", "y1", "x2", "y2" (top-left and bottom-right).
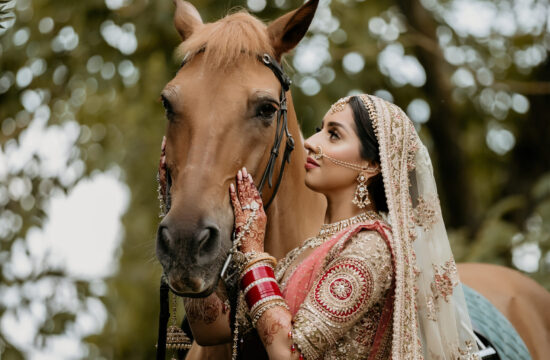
[
  {"x1": 458, "y1": 340, "x2": 480, "y2": 360},
  {"x1": 414, "y1": 194, "x2": 441, "y2": 232},
  {"x1": 431, "y1": 259, "x2": 459, "y2": 302},
  {"x1": 426, "y1": 295, "x2": 438, "y2": 321},
  {"x1": 290, "y1": 231, "x2": 393, "y2": 360}
]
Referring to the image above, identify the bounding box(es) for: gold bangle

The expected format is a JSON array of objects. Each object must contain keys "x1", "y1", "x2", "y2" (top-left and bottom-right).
[
  {"x1": 242, "y1": 254, "x2": 277, "y2": 273},
  {"x1": 251, "y1": 299, "x2": 289, "y2": 328}
]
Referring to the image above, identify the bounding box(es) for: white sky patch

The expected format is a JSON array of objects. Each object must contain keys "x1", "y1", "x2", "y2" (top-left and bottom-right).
[
  {"x1": 1, "y1": 98, "x2": 129, "y2": 358},
  {"x1": 27, "y1": 170, "x2": 130, "y2": 279},
  {"x1": 444, "y1": 0, "x2": 496, "y2": 38},
  {"x1": 293, "y1": 34, "x2": 331, "y2": 74},
  {"x1": 1, "y1": 104, "x2": 79, "y2": 180},
  {"x1": 512, "y1": 242, "x2": 541, "y2": 273},
  {"x1": 2, "y1": 171, "x2": 129, "y2": 358},
  {"x1": 378, "y1": 43, "x2": 426, "y2": 87}
]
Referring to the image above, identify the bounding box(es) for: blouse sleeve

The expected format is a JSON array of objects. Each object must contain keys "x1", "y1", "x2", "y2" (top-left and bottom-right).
[{"x1": 291, "y1": 230, "x2": 393, "y2": 359}]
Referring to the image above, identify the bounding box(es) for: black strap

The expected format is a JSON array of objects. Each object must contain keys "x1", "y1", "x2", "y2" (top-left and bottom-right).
[
  {"x1": 256, "y1": 54, "x2": 294, "y2": 210},
  {"x1": 156, "y1": 277, "x2": 170, "y2": 360}
]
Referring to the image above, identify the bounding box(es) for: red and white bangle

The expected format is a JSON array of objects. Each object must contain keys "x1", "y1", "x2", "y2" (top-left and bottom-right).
[
  {"x1": 240, "y1": 259, "x2": 289, "y2": 327},
  {"x1": 243, "y1": 277, "x2": 278, "y2": 295}
]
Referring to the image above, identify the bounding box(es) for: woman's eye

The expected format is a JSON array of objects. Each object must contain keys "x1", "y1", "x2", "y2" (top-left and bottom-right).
[
  {"x1": 315, "y1": 127, "x2": 322, "y2": 133},
  {"x1": 257, "y1": 103, "x2": 277, "y2": 119},
  {"x1": 329, "y1": 130, "x2": 340, "y2": 140}
]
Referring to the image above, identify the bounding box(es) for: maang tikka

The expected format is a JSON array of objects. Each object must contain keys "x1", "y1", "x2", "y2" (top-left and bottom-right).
[{"x1": 313, "y1": 146, "x2": 372, "y2": 209}]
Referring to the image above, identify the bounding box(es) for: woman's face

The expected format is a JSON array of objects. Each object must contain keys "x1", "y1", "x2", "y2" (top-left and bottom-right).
[{"x1": 304, "y1": 104, "x2": 376, "y2": 195}]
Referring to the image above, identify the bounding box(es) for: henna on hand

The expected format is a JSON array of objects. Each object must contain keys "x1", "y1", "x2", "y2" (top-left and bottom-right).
[
  {"x1": 256, "y1": 306, "x2": 292, "y2": 346},
  {"x1": 184, "y1": 295, "x2": 222, "y2": 325},
  {"x1": 229, "y1": 168, "x2": 267, "y2": 253}
]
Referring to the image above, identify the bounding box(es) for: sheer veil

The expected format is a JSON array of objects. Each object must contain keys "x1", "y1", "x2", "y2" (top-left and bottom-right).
[{"x1": 353, "y1": 94, "x2": 479, "y2": 359}]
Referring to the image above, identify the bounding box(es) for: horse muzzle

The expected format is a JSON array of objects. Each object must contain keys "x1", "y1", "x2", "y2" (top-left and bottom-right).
[{"x1": 156, "y1": 215, "x2": 228, "y2": 297}]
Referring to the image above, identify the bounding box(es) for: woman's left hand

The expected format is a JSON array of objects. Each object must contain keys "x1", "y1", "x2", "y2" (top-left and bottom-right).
[{"x1": 229, "y1": 167, "x2": 266, "y2": 253}]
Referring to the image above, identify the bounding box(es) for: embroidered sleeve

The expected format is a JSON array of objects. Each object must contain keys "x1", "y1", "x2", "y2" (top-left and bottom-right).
[{"x1": 291, "y1": 231, "x2": 393, "y2": 359}]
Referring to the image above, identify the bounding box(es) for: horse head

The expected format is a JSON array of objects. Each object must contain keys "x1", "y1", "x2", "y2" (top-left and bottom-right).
[{"x1": 156, "y1": 0, "x2": 319, "y2": 297}]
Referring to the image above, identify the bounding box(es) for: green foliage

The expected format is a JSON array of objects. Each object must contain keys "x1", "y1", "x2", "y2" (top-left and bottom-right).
[{"x1": 0, "y1": 0, "x2": 549, "y2": 358}]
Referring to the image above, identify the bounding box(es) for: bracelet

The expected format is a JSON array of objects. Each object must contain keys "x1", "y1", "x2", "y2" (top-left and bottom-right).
[
  {"x1": 243, "y1": 277, "x2": 278, "y2": 295},
  {"x1": 242, "y1": 253, "x2": 277, "y2": 274},
  {"x1": 240, "y1": 265, "x2": 275, "y2": 289},
  {"x1": 249, "y1": 295, "x2": 285, "y2": 316},
  {"x1": 244, "y1": 251, "x2": 269, "y2": 263},
  {"x1": 251, "y1": 299, "x2": 289, "y2": 327}
]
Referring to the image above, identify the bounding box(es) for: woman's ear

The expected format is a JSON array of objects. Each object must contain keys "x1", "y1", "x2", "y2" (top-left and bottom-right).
[
  {"x1": 173, "y1": 0, "x2": 203, "y2": 41},
  {"x1": 367, "y1": 161, "x2": 381, "y2": 176},
  {"x1": 267, "y1": 0, "x2": 319, "y2": 60}
]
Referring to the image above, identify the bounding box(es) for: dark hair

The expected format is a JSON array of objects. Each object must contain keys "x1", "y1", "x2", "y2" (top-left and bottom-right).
[{"x1": 349, "y1": 96, "x2": 388, "y2": 212}]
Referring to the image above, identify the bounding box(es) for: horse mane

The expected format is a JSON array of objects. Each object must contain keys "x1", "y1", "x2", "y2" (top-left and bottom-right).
[{"x1": 177, "y1": 11, "x2": 274, "y2": 69}]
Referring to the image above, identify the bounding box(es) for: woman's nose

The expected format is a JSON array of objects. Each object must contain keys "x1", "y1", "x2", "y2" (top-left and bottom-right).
[{"x1": 304, "y1": 135, "x2": 318, "y2": 155}]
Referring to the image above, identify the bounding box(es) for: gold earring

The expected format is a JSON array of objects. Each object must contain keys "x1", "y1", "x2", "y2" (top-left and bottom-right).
[
  {"x1": 166, "y1": 293, "x2": 192, "y2": 356},
  {"x1": 352, "y1": 173, "x2": 370, "y2": 209}
]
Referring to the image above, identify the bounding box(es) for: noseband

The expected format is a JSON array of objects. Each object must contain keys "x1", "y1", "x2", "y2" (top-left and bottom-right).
[{"x1": 156, "y1": 53, "x2": 294, "y2": 359}]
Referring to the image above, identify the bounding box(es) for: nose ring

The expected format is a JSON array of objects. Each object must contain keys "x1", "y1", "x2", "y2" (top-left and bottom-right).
[{"x1": 313, "y1": 146, "x2": 323, "y2": 160}]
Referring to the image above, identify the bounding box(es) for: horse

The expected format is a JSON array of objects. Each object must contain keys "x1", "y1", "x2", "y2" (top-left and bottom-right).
[{"x1": 156, "y1": 1, "x2": 550, "y2": 359}]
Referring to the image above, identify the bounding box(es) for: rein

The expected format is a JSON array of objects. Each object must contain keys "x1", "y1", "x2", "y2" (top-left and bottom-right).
[{"x1": 156, "y1": 53, "x2": 294, "y2": 359}]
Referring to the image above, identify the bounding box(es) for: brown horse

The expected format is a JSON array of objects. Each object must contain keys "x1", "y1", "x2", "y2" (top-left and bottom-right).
[{"x1": 156, "y1": 1, "x2": 550, "y2": 358}]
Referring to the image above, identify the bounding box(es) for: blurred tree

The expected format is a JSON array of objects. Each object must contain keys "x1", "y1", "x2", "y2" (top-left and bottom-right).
[{"x1": 0, "y1": 0, "x2": 549, "y2": 359}]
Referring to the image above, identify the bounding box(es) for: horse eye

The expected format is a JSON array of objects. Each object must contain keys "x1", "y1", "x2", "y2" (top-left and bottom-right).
[{"x1": 256, "y1": 103, "x2": 277, "y2": 119}]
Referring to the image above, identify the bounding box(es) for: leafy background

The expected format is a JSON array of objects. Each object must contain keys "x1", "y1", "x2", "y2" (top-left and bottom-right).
[{"x1": 1, "y1": 0, "x2": 549, "y2": 358}]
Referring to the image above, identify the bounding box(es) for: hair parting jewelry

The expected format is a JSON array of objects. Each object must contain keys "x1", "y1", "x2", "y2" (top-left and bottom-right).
[{"x1": 329, "y1": 96, "x2": 351, "y2": 114}]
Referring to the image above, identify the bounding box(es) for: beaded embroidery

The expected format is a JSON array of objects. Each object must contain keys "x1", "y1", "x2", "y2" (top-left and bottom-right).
[
  {"x1": 431, "y1": 259, "x2": 459, "y2": 302},
  {"x1": 414, "y1": 194, "x2": 441, "y2": 232}
]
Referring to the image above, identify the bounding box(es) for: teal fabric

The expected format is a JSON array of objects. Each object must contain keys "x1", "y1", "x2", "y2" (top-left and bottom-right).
[{"x1": 462, "y1": 284, "x2": 532, "y2": 360}]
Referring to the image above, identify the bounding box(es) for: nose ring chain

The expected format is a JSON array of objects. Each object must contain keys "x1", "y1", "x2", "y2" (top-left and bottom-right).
[{"x1": 313, "y1": 146, "x2": 370, "y2": 172}]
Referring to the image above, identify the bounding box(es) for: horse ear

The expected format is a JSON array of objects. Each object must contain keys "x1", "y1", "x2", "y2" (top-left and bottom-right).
[
  {"x1": 173, "y1": 0, "x2": 203, "y2": 41},
  {"x1": 267, "y1": 0, "x2": 319, "y2": 59}
]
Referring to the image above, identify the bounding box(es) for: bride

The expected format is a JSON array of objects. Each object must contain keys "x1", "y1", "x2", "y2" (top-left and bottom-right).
[{"x1": 191, "y1": 94, "x2": 479, "y2": 359}]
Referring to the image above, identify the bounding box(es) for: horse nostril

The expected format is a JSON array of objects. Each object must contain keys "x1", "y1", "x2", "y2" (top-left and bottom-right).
[
  {"x1": 197, "y1": 226, "x2": 220, "y2": 259},
  {"x1": 157, "y1": 226, "x2": 171, "y2": 253}
]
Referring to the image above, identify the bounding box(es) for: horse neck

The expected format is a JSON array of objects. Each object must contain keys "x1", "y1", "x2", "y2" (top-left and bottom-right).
[{"x1": 264, "y1": 93, "x2": 326, "y2": 259}]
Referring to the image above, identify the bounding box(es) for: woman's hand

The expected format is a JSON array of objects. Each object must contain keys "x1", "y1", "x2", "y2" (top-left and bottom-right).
[{"x1": 229, "y1": 167, "x2": 266, "y2": 253}]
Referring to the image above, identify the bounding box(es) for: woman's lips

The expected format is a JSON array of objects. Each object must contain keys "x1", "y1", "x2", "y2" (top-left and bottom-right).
[{"x1": 305, "y1": 156, "x2": 320, "y2": 170}]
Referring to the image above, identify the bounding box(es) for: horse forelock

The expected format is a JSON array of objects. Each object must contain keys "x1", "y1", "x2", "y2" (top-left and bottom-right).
[{"x1": 176, "y1": 11, "x2": 274, "y2": 69}]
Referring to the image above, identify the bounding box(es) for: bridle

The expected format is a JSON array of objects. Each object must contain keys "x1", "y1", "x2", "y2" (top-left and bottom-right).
[
  {"x1": 255, "y1": 53, "x2": 295, "y2": 210},
  {"x1": 156, "y1": 52, "x2": 294, "y2": 359}
]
